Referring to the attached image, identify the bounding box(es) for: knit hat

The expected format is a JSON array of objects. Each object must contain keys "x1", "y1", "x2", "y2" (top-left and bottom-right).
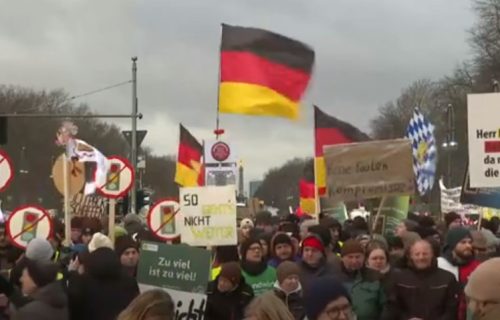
[
  {"x1": 25, "y1": 238, "x2": 54, "y2": 262},
  {"x1": 25, "y1": 260, "x2": 58, "y2": 288},
  {"x1": 276, "y1": 261, "x2": 301, "y2": 284},
  {"x1": 470, "y1": 230, "x2": 487, "y2": 250},
  {"x1": 341, "y1": 239, "x2": 364, "y2": 257},
  {"x1": 114, "y1": 235, "x2": 139, "y2": 258},
  {"x1": 302, "y1": 235, "x2": 325, "y2": 254},
  {"x1": 465, "y1": 258, "x2": 500, "y2": 302},
  {"x1": 308, "y1": 225, "x2": 332, "y2": 248},
  {"x1": 271, "y1": 233, "x2": 293, "y2": 255},
  {"x1": 444, "y1": 212, "x2": 461, "y2": 228},
  {"x1": 444, "y1": 227, "x2": 471, "y2": 252},
  {"x1": 240, "y1": 218, "x2": 254, "y2": 229},
  {"x1": 240, "y1": 238, "x2": 261, "y2": 262},
  {"x1": 219, "y1": 262, "x2": 241, "y2": 286},
  {"x1": 88, "y1": 232, "x2": 113, "y2": 253},
  {"x1": 70, "y1": 217, "x2": 83, "y2": 229},
  {"x1": 304, "y1": 276, "x2": 351, "y2": 320},
  {"x1": 481, "y1": 229, "x2": 500, "y2": 248}
]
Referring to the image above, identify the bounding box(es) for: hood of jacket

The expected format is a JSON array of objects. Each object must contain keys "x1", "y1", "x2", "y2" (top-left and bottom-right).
[
  {"x1": 32, "y1": 282, "x2": 67, "y2": 309},
  {"x1": 273, "y1": 280, "x2": 302, "y2": 296},
  {"x1": 85, "y1": 247, "x2": 122, "y2": 280}
]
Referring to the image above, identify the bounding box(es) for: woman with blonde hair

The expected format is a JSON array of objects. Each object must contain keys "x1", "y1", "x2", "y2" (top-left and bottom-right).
[
  {"x1": 117, "y1": 289, "x2": 174, "y2": 320},
  {"x1": 245, "y1": 291, "x2": 294, "y2": 320}
]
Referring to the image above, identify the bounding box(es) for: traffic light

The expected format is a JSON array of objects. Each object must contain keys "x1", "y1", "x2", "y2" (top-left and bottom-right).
[
  {"x1": 0, "y1": 117, "x2": 7, "y2": 145},
  {"x1": 117, "y1": 189, "x2": 150, "y2": 215}
]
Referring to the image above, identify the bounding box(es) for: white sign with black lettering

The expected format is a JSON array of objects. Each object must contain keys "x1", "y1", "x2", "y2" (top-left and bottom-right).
[{"x1": 178, "y1": 186, "x2": 237, "y2": 246}]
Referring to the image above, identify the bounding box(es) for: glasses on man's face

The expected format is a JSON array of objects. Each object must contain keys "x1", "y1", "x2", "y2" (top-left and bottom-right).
[
  {"x1": 325, "y1": 304, "x2": 354, "y2": 319},
  {"x1": 248, "y1": 246, "x2": 262, "y2": 252}
]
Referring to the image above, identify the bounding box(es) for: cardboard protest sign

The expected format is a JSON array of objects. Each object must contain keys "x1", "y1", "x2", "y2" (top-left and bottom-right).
[
  {"x1": 51, "y1": 153, "x2": 85, "y2": 197},
  {"x1": 467, "y1": 93, "x2": 500, "y2": 187},
  {"x1": 70, "y1": 193, "x2": 107, "y2": 218},
  {"x1": 6, "y1": 205, "x2": 53, "y2": 249},
  {"x1": 178, "y1": 185, "x2": 237, "y2": 246},
  {"x1": 137, "y1": 242, "x2": 211, "y2": 320},
  {"x1": 323, "y1": 139, "x2": 414, "y2": 202}
]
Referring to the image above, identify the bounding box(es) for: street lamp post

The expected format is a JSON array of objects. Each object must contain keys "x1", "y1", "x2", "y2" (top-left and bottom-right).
[{"x1": 442, "y1": 104, "x2": 458, "y2": 187}]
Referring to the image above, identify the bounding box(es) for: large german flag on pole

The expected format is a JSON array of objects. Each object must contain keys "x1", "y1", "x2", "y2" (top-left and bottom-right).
[
  {"x1": 315, "y1": 106, "x2": 370, "y2": 196},
  {"x1": 219, "y1": 24, "x2": 315, "y2": 119},
  {"x1": 174, "y1": 124, "x2": 204, "y2": 187}
]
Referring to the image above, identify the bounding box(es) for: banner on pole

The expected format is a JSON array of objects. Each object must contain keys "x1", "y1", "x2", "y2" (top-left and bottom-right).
[
  {"x1": 324, "y1": 139, "x2": 414, "y2": 202},
  {"x1": 178, "y1": 185, "x2": 237, "y2": 246}
]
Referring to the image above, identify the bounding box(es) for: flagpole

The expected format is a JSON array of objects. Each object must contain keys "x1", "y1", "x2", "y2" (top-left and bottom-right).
[{"x1": 214, "y1": 24, "x2": 224, "y2": 140}]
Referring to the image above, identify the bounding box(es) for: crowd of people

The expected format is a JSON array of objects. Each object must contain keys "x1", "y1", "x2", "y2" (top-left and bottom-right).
[{"x1": 0, "y1": 210, "x2": 497, "y2": 319}]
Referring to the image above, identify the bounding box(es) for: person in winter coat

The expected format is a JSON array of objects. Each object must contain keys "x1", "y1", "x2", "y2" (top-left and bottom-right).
[
  {"x1": 14, "y1": 260, "x2": 68, "y2": 320},
  {"x1": 365, "y1": 241, "x2": 398, "y2": 295},
  {"x1": 437, "y1": 227, "x2": 481, "y2": 320},
  {"x1": 240, "y1": 237, "x2": 276, "y2": 296},
  {"x1": 67, "y1": 247, "x2": 139, "y2": 320},
  {"x1": 273, "y1": 261, "x2": 305, "y2": 320},
  {"x1": 245, "y1": 291, "x2": 294, "y2": 320},
  {"x1": 336, "y1": 239, "x2": 387, "y2": 320},
  {"x1": 117, "y1": 289, "x2": 175, "y2": 320},
  {"x1": 298, "y1": 234, "x2": 340, "y2": 291},
  {"x1": 308, "y1": 225, "x2": 342, "y2": 269},
  {"x1": 205, "y1": 262, "x2": 254, "y2": 320},
  {"x1": 268, "y1": 233, "x2": 299, "y2": 268},
  {"x1": 303, "y1": 276, "x2": 355, "y2": 320},
  {"x1": 385, "y1": 239, "x2": 458, "y2": 320},
  {"x1": 115, "y1": 235, "x2": 139, "y2": 278},
  {"x1": 465, "y1": 257, "x2": 500, "y2": 320},
  {"x1": 319, "y1": 216, "x2": 344, "y2": 256}
]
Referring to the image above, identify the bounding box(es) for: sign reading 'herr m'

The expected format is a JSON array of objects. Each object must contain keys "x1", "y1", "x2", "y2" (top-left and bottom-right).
[{"x1": 323, "y1": 139, "x2": 415, "y2": 202}]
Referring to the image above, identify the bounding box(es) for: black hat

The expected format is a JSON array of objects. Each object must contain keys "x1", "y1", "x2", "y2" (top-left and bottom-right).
[
  {"x1": 25, "y1": 260, "x2": 58, "y2": 288},
  {"x1": 82, "y1": 227, "x2": 95, "y2": 236}
]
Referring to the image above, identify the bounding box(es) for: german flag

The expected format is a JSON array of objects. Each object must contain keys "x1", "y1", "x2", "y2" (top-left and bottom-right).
[
  {"x1": 219, "y1": 24, "x2": 315, "y2": 119},
  {"x1": 299, "y1": 179, "x2": 316, "y2": 215},
  {"x1": 315, "y1": 106, "x2": 370, "y2": 196},
  {"x1": 174, "y1": 124, "x2": 204, "y2": 187}
]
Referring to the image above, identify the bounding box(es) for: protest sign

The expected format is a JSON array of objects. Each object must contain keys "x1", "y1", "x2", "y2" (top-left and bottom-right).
[
  {"x1": 137, "y1": 242, "x2": 211, "y2": 320},
  {"x1": 323, "y1": 139, "x2": 414, "y2": 202},
  {"x1": 467, "y1": 93, "x2": 500, "y2": 187},
  {"x1": 6, "y1": 205, "x2": 53, "y2": 249},
  {"x1": 0, "y1": 149, "x2": 13, "y2": 192},
  {"x1": 380, "y1": 196, "x2": 410, "y2": 237},
  {"x1": 147, "y1": 199, "x2": 181, "y2": 241},
  {"x1": 137, "y1": 242, "x2": 211, "y2": 292},
  {"x1": 178, "y1": 185, "x2": 237, "y2": 246},
  {"x1": 97, "y1": 156, "x2": 134, "y2": 199},
  {"x1": 70, "y1": 193, "x2": 107, "y2": 218}
]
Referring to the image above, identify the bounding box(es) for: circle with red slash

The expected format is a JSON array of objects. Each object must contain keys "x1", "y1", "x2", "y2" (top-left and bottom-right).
[
  {"x1": 0, "y1": 149, "x2": 14, "y2": 192},
  {"x1": 6, "y1": 205, "x2": 53, "y2": 250},
  {"x1": 147, "y1": 199, "x2": 181, "y2": 241},
  {"x1": 211, "y1": 141, "x2": 230, "y2": 162},
  {"x1": 97, "y1": 156, "x2": 135, "y2": 199}
]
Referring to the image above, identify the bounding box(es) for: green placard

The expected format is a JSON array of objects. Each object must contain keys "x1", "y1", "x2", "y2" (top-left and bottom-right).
[
  {"x1": 137, "y1": 242, "x2": 211, "y2": 293},
  {"x1": 382, "y1": 196, "x2": 410, "y2": 237}
]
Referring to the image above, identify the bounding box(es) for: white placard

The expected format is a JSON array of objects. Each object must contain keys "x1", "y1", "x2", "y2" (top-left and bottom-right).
[
  {"x1": 147, "y1": 200, "x2": 181, "y2": 241},
  {"x1": 139, "y1": 284, "x2": 206, "y2": 320},
  {"x1": 0, "y1": 150, "x2": 13, "y2": 192},
  {"x1": 468, "y1": 93, "x2": 500, "y2": 187},
  {"x1": 6, "y1": 205, "x2": 53, "y2": 249},
  {"x1": 178, "y1": 186, "x2": 237, "y2": 246}
]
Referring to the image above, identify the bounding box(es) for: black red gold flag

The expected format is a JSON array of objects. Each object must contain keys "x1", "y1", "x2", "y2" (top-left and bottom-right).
[
  {"x1": 314, "y1": 106, "x2": 370, "y2": 196},
  {"x1": 175, "y1": 124, "x2": 204, "y2": 187},
  {"x1": 219, "y1": 24, "x2": 315, "y2": 119}
]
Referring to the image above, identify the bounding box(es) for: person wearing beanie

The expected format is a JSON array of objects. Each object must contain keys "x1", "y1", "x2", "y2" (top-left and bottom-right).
[
  {"x1": 273, "y1": 261, "x2": 305, "y2": 320},
  {"x1": 88, "y1": 232, "x2": 113, "y2": 253},
  {"x1": 115, "y1": 236, "x2": 139, "y2": 278},
  {"x1": 309, "y1": 225, "x2": 342, "y2": 269},
  {"x1": 298, "y1": 234, "x2": 340, "y2": 291},
  {"x1": 254, "y1": 211, "x2": 274, "y2": 233},
  {"x1": 70, "y1": 217, "x2": 84, "y2": 244},
  {"x1": 465, "y1": 258, "x2": 500, "y2": 320},
  {"x1": 239, "y1": 237, "x2": 276, "y2": 296},
  {"x1": 14, "y1": 260, "x2": 68, "y2": 320},
  {"x1": 67, "y1": 247, "x2": 139, "y2": 320},
  {"x1": 239, "y1": 218, "x2": 254, "y2": 244},
  {"x1": 470, "y1": 230, "x2": 489, "y2": 261},
  {"x1": 205, "y1": 262, "x2": 253, "y2": 320},
  {"x1": 337, "y1": 239, "x2": 387, "y2": 320},
  {"x1": 445, "y1": 211, "x2": 462, "y2": 230},
  {"x1": 304, "y1": 276, "x2": 353, "y2": 320},
  {"x1": 268, "y1": 232, "x2": 299, "y2": 268},
  {"x1": 438, "y1": 227, "x2": 481, "y2": 320},
  {"x1": 386, "y1": 239, "x2": 458, "y2": 319}
]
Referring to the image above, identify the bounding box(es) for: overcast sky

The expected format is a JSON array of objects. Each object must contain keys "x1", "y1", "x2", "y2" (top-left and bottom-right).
[{"x1": 0, "y1": 0, "x2": 474, "y2": 186}]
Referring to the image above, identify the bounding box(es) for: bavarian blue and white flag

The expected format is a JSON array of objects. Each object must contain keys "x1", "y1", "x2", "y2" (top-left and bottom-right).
[{"x1": 406, "y1": 108, "x2": 437, "y2": 195}]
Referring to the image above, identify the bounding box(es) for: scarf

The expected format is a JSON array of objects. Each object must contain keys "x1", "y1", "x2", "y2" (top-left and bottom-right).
[{"x1": 241, "y1": 260, "x2": 267, "y2": 276}]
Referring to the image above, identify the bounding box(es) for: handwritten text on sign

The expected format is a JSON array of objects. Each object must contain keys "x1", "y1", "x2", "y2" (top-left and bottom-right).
[
  {"x1": 323, "y1": 139, "x2": 415, "y2": 202},
  {"x1": 178, "y1": 186, "x2": 237, "y2": 246},
  {"x1": 467, "y1": 93, "x2": 500, "y2": 187}
]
